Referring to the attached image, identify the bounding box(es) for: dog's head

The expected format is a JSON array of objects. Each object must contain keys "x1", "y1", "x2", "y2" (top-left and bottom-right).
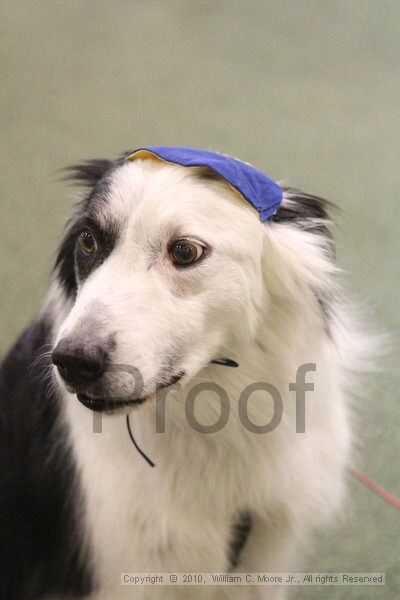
[{"x1": 51, "y1": 152, "x2": 332, "y2": 413}]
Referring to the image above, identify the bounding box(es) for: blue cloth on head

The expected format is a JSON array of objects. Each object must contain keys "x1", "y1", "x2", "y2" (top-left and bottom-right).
[{"x1": 126, "y1": 146, "x2": 282, "y2": 221}]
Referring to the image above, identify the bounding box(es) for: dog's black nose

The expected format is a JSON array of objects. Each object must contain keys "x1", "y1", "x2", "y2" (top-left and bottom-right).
[{"x1": 52, "y1": 339, "x2": 107, "y2": 386}]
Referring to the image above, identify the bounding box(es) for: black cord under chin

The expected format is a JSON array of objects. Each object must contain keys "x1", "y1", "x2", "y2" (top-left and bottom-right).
[
  {"x1": 126, "y1": 414, "x2": 155, "y2": 468},
  {"x1": 126, "y1": 357, "x2": 239, "y2": 468},
  {"x1": 209, "y1": 358, "x2": 239, "y2": 368}
]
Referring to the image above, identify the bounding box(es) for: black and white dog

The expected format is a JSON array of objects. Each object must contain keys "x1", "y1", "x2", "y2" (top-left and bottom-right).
[{"x1": 0, "y1": 151, "x2": 367, "y2": 599}]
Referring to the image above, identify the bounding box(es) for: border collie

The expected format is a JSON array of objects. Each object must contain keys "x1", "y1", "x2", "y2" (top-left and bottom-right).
[{"x1": 0, "y1": 149, "x2": 367, "y2": 600}]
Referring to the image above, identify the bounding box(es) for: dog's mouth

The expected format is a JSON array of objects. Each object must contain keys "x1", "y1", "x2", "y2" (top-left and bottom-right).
[{"x1": 76, "y1": 373, "x2": 184, "y2": 413}]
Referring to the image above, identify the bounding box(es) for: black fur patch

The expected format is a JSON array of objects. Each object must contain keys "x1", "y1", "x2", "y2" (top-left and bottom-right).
[
  {"x1": 271, "y1": 188, "x2": 336, "y2": 329},
  {"x1": 75, "y1": 217, "x2": 120, "y2": 285},
  {"x1": 193, "y1": 166, "x2": 225, "y2": 182},
  {"x1": 55, "y1": 211, "x2": 86, "y2": 296},
  {"x1": 0, "y1": 319, "x2": 93, "y2": 600},
  {"x1": 56, "y1": 159, "x2": 120, "y2": 297},
  {"x1": 63, "y1": 159, "x2": 115, "y2": 188},
  {"x1": 228, "y1": 511, "x2": 252, "y2": 569},
  {"x1": 271, "y1": 187, "x2": 336, "y2": 251}
]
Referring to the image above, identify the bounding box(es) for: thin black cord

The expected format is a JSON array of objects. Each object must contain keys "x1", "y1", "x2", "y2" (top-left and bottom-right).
[
  {"x1": 210, "y1": 358, "x2": 239, "y2": 368},
  {"x1": 126, "y1": 414, "x2": 155, "y2": 468},
  {"x1": 125, "y1": 358, "x2": 238, "y2": 467}
]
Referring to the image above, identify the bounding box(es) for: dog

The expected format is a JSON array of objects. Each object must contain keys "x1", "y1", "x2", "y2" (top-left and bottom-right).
[{"x1": 0, "y1": 148, "x2": 367, "y2": 599}]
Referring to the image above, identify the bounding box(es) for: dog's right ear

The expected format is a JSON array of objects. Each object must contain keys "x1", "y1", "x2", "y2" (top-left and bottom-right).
[{"x1": 63, "y1": 159, "x2": 115, "y2": 188}]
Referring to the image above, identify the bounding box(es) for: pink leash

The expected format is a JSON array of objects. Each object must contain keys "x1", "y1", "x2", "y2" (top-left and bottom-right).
[{"x1": 349, "y1": 465, "x2": 400, "y2": 509}]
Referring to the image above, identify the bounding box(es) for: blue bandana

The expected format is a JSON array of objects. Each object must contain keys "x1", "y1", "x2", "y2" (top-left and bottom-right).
[{"x1": 126, "y1": 146, "x2": 282, "y2": 221}]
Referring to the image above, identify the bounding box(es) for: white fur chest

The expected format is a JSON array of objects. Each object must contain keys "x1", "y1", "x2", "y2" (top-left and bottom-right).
[{"x1": 63, "y1": 393, "x2": 249, "y2": 599}]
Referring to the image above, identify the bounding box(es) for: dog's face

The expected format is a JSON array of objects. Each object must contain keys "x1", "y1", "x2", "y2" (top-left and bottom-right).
[{"x1": 52, "y1": 158, "x2": 267, "y2": 412}]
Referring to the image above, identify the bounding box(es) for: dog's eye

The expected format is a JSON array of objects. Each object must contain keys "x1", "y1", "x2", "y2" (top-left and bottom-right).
[
  {"x1": 78, "y1": 230, "x2": 97, "y2": 255},
  {"x1": 170, "y1": 239, "x2": 204, "y2": 267}
]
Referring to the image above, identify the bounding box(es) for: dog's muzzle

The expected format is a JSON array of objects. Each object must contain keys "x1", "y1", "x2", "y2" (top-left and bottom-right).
[{"x1": 52, "y1": 339, "x2": 108, "y2": 387}]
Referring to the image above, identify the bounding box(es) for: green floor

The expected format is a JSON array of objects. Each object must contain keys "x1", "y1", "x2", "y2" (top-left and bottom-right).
[{"x1": 0, "y1": 1, "x2": 399, "y2": 597}]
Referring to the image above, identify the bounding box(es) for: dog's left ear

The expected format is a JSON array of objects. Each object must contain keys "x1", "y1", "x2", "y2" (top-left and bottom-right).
[{"x1": 63, "y1": 159, "x2": 115, "y2": 188}]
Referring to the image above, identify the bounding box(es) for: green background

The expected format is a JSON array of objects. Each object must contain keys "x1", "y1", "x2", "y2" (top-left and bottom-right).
[{"x1": 1, "y1": 1, "x2": 399, "y2": 597}]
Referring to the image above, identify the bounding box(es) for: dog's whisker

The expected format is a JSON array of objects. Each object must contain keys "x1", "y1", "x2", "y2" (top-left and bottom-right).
[{"x1": 30, "y1": 349, "x2": 53, "y2": 371}]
